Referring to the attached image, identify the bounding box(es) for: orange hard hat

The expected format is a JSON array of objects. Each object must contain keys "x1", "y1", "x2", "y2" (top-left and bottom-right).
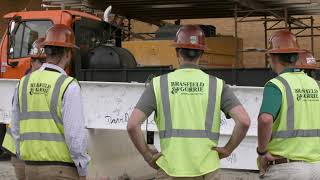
[
  {"x1": 172, "y1": 25, "x2": 207, "y2": 50},
  {"x1": 268, "y1": 30, "x2": 304, "y2": 54},
  {"x1": 43, "y1": 24, "x2": 78, "y2": 49},
  {"x1": 30, "y1": 37, "x2": 46, "y2": 59},
  {"x1": 296, "y1": 49, "x2": 318, "y2": 69}
]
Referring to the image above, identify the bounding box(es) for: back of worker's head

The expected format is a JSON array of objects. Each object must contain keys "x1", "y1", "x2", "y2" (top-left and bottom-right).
[
  {"x1": 42, "y1": 24, "x2": 78, "y2": 68},
  {"x1": 173, "y1": 25, "x2": 207, "y2": 64},
  {"x1": 267, "y1": 30, "x2": 303, "y2": 73},
  {"x1": 44, "y1": 46, "x2": 70, "y2": 60},
  {"x1": 176, "y1": 48, "x2": 203, "y2": 62}
]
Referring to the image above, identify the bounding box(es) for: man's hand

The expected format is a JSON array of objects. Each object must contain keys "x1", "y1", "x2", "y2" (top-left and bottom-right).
[
  {"x1": 212, "y1": 147, "x2": 231, "y2": 159},
  {"x1": 128, "y1": 109, "x2": 161, "y2": 169},
  {"x1": 220, "y1": 105, "x2": 250, "y2": 159},
  {"x1": 257, "y1": 152, "x2": 276, "y2": 177},
  {"x1": 143, "y1": 148, "x2": 162, "y2": 170}
]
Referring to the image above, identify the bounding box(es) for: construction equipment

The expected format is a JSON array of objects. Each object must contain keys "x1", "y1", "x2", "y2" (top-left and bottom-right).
[
  {"x1": 0, "y1": 1, "x2": 277, "y2": 86},
  {"x1": 0, "y1": 10, "x2": 151, "y2": 79},
  {"x1": 0, "y1": 9, "x2": 277, "y2": 86}
]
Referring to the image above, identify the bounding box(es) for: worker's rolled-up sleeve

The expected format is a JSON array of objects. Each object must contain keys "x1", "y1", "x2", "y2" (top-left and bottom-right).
[
  {"x1": 221, "y1": 84, "x2": 241, "y2": 116},
  {"x1": 135, "y1": 81, "x2": 157, "y2": 117},
  {"x1": 62, "y1": 82, "x2": 91, "y2": 176}
]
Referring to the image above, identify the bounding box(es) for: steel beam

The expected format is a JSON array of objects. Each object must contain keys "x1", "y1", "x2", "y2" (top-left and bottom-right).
[{"x1": 232, "y1": 0, "x2": 264, "y2": 9}]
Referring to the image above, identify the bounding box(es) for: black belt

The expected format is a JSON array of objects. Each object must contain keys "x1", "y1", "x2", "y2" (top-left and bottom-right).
[
  {"x1": 268, "y1": 158, "x2": 304, "y2": 166},
  {"x1": 25, "y1": 161, "x2": 76, "y2": 167}
]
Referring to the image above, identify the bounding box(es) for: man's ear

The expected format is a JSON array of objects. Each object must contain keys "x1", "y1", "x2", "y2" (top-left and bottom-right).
[
  {"x1": 176, "y1": 49, "x2": 180, "y2": 58},
  {"x1": 65, "y1": 49, "x2": 72, "y2": 59}
]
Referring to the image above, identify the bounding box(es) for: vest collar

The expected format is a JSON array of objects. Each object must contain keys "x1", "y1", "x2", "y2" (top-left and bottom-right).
[
  {"x1": 280, "y1": 68, "x2": 303, "y2": 74},
  {"x1": 39, "y1": 63, "x2": 67, "y2": 75},
  {"x1": 179, "y1": 64, "x2": 200, "y2": 69}
]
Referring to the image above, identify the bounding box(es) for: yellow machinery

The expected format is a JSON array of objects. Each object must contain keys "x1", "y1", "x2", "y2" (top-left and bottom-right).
[{"x1": 123, "y1": 36, "x2": 243, "y2": 68}]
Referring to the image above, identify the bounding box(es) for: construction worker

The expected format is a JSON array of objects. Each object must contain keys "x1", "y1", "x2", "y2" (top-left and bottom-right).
[
  {"x1": 2, "y1": 116, "x2": 25, "y2": 180},
  {"x1": 296, "y1": 49, "x2": 318, "y2": 79},
  {"x1": 0, "y1": 124, "x2": 9, "y2": 160},
  {"x1": 127, "y1": 25, "x2": 250, "y2": 180},
  {"x1": 1, "y1": 37, "x2": 47, "y2": 180},
  {"x1": 25, "y1": 37, "x2": 47, "y2": 74},
  {"x1": 257, "y1": 30, "x2": 320, "y2": 179},
  {"x1": 11, "y1": 24, "x2": 90, "y2": 180}
]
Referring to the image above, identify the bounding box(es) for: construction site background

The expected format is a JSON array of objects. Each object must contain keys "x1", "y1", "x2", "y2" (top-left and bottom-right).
[{"x1": 1, "y1": 0, "x2": 320, "y2": 68}]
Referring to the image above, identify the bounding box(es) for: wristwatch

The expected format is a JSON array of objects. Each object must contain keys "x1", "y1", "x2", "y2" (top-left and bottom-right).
[{"x1": 256, "y1": 147, "x2": 268, "y2": 156}]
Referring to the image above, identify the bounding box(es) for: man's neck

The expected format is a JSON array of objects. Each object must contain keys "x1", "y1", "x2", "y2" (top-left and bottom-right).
[
  {"x1": 276, "y1": 65, "x2": 298, "y2": 75},
  {"x1": 276, "y1": 66, "x2": 285, "y2": 75},
  {"x1": 46, "y1": 59, "x2": 66, "y2": 70}
]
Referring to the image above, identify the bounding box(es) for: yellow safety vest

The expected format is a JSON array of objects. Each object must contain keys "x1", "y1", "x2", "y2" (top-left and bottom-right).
[
  {"x1": 267, "y1": 71, "x2": 320, "y2": 162},
  {"x1": 2, "y1": 125, "x2": 16, "y2": 155},
  {"x1": 153, "y1": 68, "x2": 224, "y2": 177},
  {"x1": 18, "y1": 70, "x2": 74, "y2": 163}
]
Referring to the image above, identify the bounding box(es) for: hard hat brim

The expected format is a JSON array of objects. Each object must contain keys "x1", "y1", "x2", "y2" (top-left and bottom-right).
[
  {"x1": 43, "y1": 41, "x2": 79, "y2": 49},
  {"x1": 267, "y1": 48, "x2": 305, "y2": 54},
  {"x1": 30, "y1": 54, "x2": 46, "y2": 59},
  {"x1": 172, "y1": 43, "x2": 209, "y2": 51}
]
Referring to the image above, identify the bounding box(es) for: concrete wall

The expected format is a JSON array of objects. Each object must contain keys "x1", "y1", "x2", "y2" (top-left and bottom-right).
[{"x1": 88, "y1": 129, "x2": 259, "y2": 180}]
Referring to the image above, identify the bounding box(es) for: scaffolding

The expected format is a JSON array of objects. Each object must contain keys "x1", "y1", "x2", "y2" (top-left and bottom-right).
[
  {"x1": 234, "y1": 3, "x2": 320, "y2": 67},
  {"x1": 41, "y1": 0, "x2": 320, "y2": 68}
]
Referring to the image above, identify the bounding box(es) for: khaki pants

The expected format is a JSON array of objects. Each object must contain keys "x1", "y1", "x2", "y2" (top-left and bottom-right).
[
  {"x1": 262, "y1": 162, "x2": 320, "y2": 180},
  {"x1": 11, "y1": 156, "x2": 26, "y2": 180},
  {"x1": 25, "y1": 165, "x2": 79, "y2": 180},
  {"x1": 155, "y1": 169, "x2": 221, "y2": 180}
]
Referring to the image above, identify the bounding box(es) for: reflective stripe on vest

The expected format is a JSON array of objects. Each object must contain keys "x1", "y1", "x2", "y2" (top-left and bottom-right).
[
  {"x1": 20, "y1": 73, "x2": 67, "y2": 142},
  {"x1": 20, "y1": 73, "x2": 67, "y2": 125},
  {"x1": 159, "y1": 74, "x2": 220, "y2": 140},
  {"x1": 272, "y1": 76, "x2": 320, "y2": 138},
  {"x1": 20, "y1": 132, "x2": 65, "y2": 142}
]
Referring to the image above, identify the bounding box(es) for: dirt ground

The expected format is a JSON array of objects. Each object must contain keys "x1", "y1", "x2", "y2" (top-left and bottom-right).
[
  {"x1": 0, "y1": 161, "x2": 16, "y2": 180},
  {"x1": 0, "y1": 161, "x2": 259, "y2": 180}
]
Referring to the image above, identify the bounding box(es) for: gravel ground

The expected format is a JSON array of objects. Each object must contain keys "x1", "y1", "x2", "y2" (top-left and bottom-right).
[{"x1": 0, "y1": 161, "x2": 16, "y2": 180}]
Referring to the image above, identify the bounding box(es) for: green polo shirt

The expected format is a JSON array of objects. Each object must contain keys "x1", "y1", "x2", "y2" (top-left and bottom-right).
[{"x1": 259, "y1": 68, "x2": 303, "y2": 119}]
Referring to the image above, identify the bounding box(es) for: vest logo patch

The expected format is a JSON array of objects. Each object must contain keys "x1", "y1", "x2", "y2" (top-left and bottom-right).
[
  {"x1": 294, "y1": 88, "x2": 319, "y2": 101},
  {"x1": 29, "y1": 83, "x2": 52, "y2": 95},
  {"x1": 170, "y1": 81, "x2": 204, "y2": 95}
]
